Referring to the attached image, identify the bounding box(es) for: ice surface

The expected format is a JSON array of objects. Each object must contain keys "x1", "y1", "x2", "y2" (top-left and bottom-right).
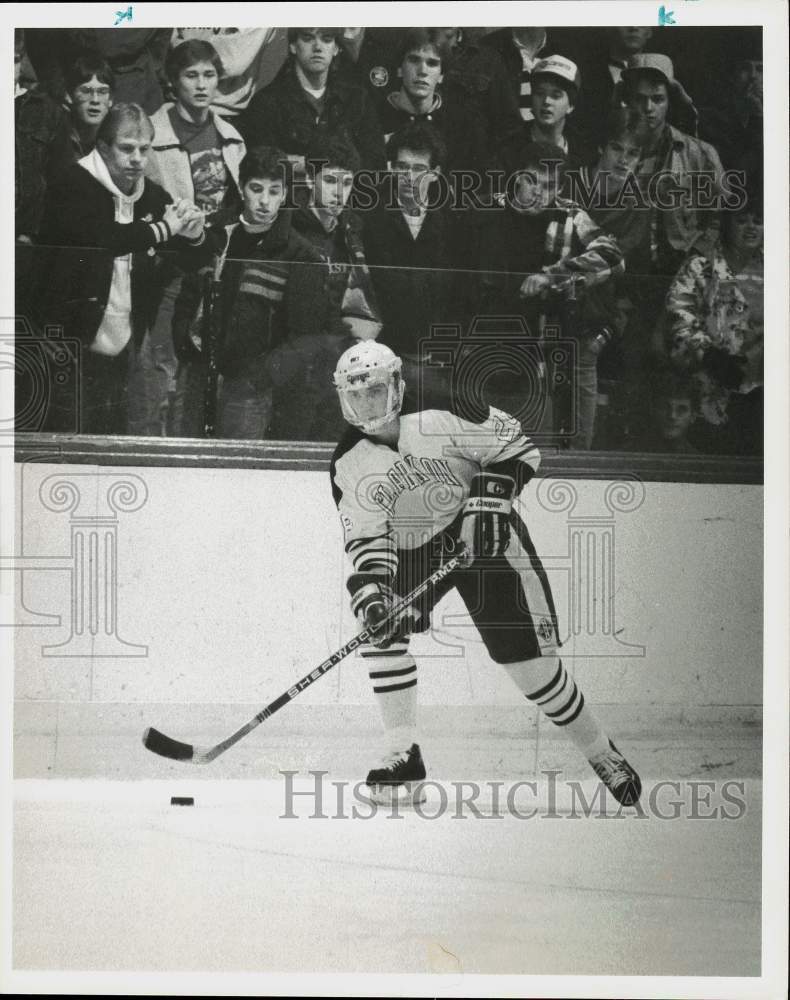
[{"x1": 13, "y1": 777, "x2": 762, "y2": 976}]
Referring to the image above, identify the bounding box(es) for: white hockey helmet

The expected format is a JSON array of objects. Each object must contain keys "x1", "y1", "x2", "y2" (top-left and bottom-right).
[{"x1": 333, "y1": 341, "x2": 405, "y2": 433}]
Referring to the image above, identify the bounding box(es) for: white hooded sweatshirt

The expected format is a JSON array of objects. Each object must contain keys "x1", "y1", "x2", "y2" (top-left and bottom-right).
[{"x1": 79, "y1": 147, "x2": 145, "y2": 357}]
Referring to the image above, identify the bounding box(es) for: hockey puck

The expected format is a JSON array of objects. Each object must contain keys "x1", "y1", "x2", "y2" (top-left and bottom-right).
[{"x1": 170, "y1": 796, "x2": 194, "y2": 806}]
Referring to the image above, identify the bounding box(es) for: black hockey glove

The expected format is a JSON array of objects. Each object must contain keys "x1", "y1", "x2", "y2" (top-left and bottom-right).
[
  {"x1": 349, "y1": 577, "x2": 418, "y2": 649},
  {"x1": 458, "y1": 473, "x2": 516, "y2": 566}
]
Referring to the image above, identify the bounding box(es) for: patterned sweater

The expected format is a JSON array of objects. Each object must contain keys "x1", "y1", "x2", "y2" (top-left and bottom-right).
[
  {"x1": 480, "y1": 196, "x2": 624, "y2": 322},
  {"x1": 539, "y1": 196, "x2": 625, "y2": 285}
]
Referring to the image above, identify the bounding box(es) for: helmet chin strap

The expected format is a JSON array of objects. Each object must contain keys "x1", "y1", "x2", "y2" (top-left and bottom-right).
[{"x1": 358, "y1": 410, "x2": 398, "y2": 434}]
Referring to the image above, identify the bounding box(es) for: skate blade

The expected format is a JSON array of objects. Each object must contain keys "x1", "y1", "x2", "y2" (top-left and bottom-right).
[{"x1": 364, "y1": 782, "x2": 427, "y2": 808}]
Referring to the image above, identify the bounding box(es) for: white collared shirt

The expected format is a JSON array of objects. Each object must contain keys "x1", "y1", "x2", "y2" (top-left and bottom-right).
[{"x1": 401, "y1": 206, "x2": 427, "y2": 239}]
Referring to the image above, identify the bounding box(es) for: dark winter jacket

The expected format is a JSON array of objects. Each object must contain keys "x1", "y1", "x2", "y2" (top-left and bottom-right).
[
  {"x1": 15, "y1": 88, "x2": 72, "y2": 238},
  {"x1": 378, "y1": 91, "x2": 489, "y2": 175},
  {"x1": 362, "y1": 189, "x2": 463, "y2": 355},
  {"x1": 291, "y1": 204, "x2": 380, "y2": 336},
  {"x1": 35, "y1": 162, "x2": 210, "y2": 348},
  {"x1": 571, "y1": 54, "x2": 623, "y2": 146},
  {"x1": 333, "y1": 28, "x2": 406, "y2": 111},
  {"x1": 172, "y1": 210, "x2": 325, "y2": 376},
  {"x1": 479, "y1": 29, "x2": 552, "y2": 114},
  {"x1": 441, "y1": 37, "x2": 523, "y2": 148},
  {"x1": 239, "y1": 63, "x2": 386, "y2": 171}
]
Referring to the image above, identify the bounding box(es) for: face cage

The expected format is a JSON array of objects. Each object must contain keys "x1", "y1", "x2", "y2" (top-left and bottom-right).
[{"x1": 336, "y1": 373, "x2": 404, "y2": 433}]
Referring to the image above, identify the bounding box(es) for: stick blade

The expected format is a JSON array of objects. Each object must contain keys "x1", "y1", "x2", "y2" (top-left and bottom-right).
[{"x1": 142, "y1": 727, "x2": 195, "y2": 762}]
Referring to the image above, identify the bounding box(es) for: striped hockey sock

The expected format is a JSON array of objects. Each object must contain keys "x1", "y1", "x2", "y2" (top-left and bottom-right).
[
  {"x1": 504, "y1": 656, "x2": 609, "y2": 758},
  {"x1": 361, "y1": 643, "x2": 418, "y2": 748}
]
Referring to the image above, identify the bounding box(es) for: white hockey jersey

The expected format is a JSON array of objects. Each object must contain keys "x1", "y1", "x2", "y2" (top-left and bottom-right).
[{"x1": 330, "y1": 407, "x2": 541, "y2": 579}]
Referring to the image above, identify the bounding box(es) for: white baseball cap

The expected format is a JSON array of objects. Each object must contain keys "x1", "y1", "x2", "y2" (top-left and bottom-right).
[{"x1": 531, "y1": 55, "x2": 581, "y2": 92}]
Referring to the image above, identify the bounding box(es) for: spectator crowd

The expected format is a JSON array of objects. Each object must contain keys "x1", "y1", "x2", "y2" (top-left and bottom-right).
[{"x1": 15, "y1": 25, "x2": 763, "y2": 455}]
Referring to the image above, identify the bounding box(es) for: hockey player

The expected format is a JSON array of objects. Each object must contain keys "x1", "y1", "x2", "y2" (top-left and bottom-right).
[{"x1": 330, "y1": 340, "x2": 642, "y2": 807}]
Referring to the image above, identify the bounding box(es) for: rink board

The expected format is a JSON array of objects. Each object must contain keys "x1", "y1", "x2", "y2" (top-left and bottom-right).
[{"x1": 11, "y1": 463, "x2": 763, "y2": 780}]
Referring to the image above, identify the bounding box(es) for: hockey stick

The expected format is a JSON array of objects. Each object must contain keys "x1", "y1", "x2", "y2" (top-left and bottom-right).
[{"x1": 142, "y1": 552, "x2": 464, "y2": 764}]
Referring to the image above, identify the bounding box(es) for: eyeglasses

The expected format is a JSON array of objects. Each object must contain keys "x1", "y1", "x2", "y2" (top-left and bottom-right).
[
  {"x1": 393, "y1": 163, "x2": 432, "y2": 177},
  {"x1": 75, "y1": 87, "x2": 111, "y2": 99}
]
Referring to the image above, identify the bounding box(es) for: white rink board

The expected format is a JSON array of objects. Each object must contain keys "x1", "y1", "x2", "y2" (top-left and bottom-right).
[{"x1": 12, "y1": 463, "x2": 762, "y2": 777}]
